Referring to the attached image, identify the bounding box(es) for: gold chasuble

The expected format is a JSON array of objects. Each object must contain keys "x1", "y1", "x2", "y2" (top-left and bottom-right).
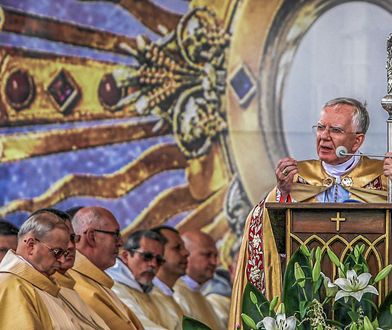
[
  {"x1": 229, "y1": 157, "x2": 387, "y2": 329},
  {"x1": 52, "y1": 271, "x2": 110, "y2": 330},
  {"x1": 151, "y1": 286, "x2": 184, "y2": 330},
  {"x1": 111, "y1": 281, "x2": 167, "y2": 329},
  {"x1": 0, "y1": 250, "x2": 92, "y2": 329},
  {"x1": 68, "y1": 251, "x2": 143, "y2": 330},
  {"x1": 174, "y1": 277, "x2": 223, "y2": 330}
]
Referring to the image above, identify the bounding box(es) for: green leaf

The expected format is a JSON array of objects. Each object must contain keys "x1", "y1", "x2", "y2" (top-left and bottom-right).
[
  {"x1": 315, "y1": 246, "x2": 322, "y2": 262},
  {"x1": 283, "y1": 249, "x2": 315, "y2": 318},
  {"x1": 241, "y1": 314, "x2": 257, "y2": 329},
  {"x1": 182, "y1": 316, "x2": 212, "y2": 330},
  {"x1": 269, "y1": 296, "x2": 279, "y2": 313},
  {"x1": 299, "y1": 301, "x2": 307, "y2": 319},
  {"x1": 300, "y1": 244, "x2": 311, "y2": 257},
  {"x1": 378, "y1": 290, "x2": 392, "y2": 329},
  {"x1": 294, "y1": 262, "x2": 306, "y2": 288},
  {"x1": 241, "y1": 283, "x2": 269, "y2": 330},
  {"x1": 327, "y1": 248, "x2": 341, "y2": 267},
  {"x1": 312, "y1": 260, "x2": 321, "y2": 282},
  {"x1": 363, "y1": 316, "x2": 374, "y2": 330},
  {"x1": 250, "y1": 291, "x2": 258, "y2": 305},
  {"x1": 374, "y1": 264, "x2": 392, "y2": 283}
]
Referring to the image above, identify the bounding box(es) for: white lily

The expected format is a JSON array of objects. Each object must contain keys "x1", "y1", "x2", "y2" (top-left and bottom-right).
[
  {"x1": 321, "y1": 272, "x2": 338, "y2": 297},
  {"x1": 259, "y1": 313, "x2": 296, "y2": 330},
  {"x1": 333, "y1": 270, "x2": 378, "y2": 302}
]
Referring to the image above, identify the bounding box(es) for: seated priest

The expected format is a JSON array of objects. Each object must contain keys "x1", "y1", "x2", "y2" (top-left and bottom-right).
[
  {"x1": 0, "y1": 209, "x2": 96, "y2": 328},
  {"x1": 106, "y1": 229, "x2": 168, "y2": 330},
  {"x1": 229, "y1": 97, "x2": 392, "y2": 329},
  {"x1": 68, "y1": 206, "x2": 143, "y2": 330}
]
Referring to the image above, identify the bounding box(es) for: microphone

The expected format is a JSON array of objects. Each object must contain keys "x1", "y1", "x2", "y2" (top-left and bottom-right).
[{"x1": 336, "y1": 146, "x2": 388, "y2": 159}]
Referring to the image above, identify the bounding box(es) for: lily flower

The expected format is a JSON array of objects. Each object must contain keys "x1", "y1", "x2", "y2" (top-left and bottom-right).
[
  {"x1": 320, "y1": 272, "x2": 338, "y2": 297},
  {"x1": 333, "y1": 270, "x2": 378, "y2": 302},
  {"x1": 259, "y1": 313, "x2": 296, "y2": 330}
]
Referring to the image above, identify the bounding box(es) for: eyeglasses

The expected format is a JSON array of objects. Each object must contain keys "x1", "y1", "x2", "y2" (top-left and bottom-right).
[
  {"x1": 34, "y1": 238, "x2": 69, "y2": 259},
  {"x1": 70, "y1": 233, "x2": 81, "y2": 243},
  {"x1": 91, "y1": 229, "x2": 121, "y2": 240},
  {"x1": 131, "y1": 249, "x2": 166, "y2": 266},
  {"x1": 312, "y1": 124, "x2": 361, "y2": 136}
]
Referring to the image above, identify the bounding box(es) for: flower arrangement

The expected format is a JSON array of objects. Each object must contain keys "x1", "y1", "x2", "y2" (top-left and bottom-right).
[{"x1": 241, "y1": 244, "x2": 392, "y2": 330}]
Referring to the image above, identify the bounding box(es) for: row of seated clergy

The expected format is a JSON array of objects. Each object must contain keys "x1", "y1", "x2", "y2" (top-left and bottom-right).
[
  {"x1": 104, "y1": 226, "x2": 225, "y2": 330},
  {"x1": 0, "y1": 205, "x2": 227, "y2": 329}
]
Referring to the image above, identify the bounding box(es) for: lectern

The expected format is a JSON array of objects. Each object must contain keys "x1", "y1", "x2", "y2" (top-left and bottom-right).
[{"x1": 265, "y1": 202, "x2": 391, "y2": 302}]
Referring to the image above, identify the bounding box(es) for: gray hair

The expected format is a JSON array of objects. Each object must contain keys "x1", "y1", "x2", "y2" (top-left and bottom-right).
[
  {"x1": 323, "y1": 97, "x2": 369, "y2": 134},
  {"x1": 18, "y1": 210, "x2": 68, "y2": 241},
  {"x1": 124, "y1": 230, "x2": 167, "y2": 252}
]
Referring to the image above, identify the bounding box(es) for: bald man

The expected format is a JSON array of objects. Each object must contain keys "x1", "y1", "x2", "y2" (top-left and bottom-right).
[
  {"x1": 173, "y1": 231, "x2": 222, "y2": 330},
  {"x1": 68, "y1": 206, "x2": 143, "y2": 330}
]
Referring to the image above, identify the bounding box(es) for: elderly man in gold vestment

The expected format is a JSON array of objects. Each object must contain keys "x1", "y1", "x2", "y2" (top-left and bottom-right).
[
  {"x1": 0, "y1": 209, "x2": 98, "y2": 329},
  {"x1": 106, "y1": 229, "x2": 168, "y2": 329},
  {"x1": 174, "y1": 230, "x2": 222, "y2": 330},
  {"x1": 151, "y1": 226, "x2": 189, "y2": 330},
  {"x1": 229, "y1": 97, "x2": 392, "y2": 329},
  {"x1": 69, "y1": 206, "x2": 143, "y2": 330},
  {"x1": 44, "y1": 208, "x2": 110, "y2": 330}
]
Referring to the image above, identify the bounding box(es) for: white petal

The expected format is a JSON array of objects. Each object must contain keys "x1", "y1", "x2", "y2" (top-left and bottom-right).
[
  {"x1": 276, "y1": 314, "x2": 286, "y2": 324},
  {"x1": 262, "y1": 317, "x2": 278, "y2": 330},
  {"x1": 350, "y1": 290, "x2": 365, "y2": 302},
  {"x1": 363, "y1": 285, "x2": 379, "y2": 296},
  {"x1": 334, "y1": 278, "x2": 352, "y2": 291},
  {"x1": 335, "y1": 290, "x2": 351, "y2": 301},
  {"x1": 357, "y1": 273, "x2": 371, "y2": 288},
  {"x1": 346, "y1": 269, "x2": 357, "y2": 282},
  {"x1": 284, "y1": 317, "x2": 297, "y2": 330}
]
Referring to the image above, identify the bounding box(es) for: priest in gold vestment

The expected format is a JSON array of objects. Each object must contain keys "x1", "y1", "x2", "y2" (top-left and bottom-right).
[
  {"x1": 174, "y1": 231, "x2": 222, "y2": 330},
  {"x1": 70, "y1": 206, "x2": 143, "y2": 330},
  {"x1": 229, "y1": 97, "x2": 392, "y2": 329},
  {"x1": 106, "y1": 230, "x2": 168, "y2": 329},
  {"x1": 0, "y1": 209, "x2": 98, "y2": 329}
]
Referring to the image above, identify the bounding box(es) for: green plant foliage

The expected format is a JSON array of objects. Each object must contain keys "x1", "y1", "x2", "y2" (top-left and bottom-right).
[
  {"x1": 241, "y1": 244, "x2": 392, "y2": 330},
  {"x1": 241, "y1": 283, "x2": 271, "y2": 330},
  {"x1": 182, "y1": 316, "x2": 212, "y2": 330}
]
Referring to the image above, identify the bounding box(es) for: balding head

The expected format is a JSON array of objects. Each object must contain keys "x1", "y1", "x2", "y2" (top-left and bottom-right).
[
  {"x1": 181, "y1": 231, "x2": 218, "y2": 284},
  {"x1": 16, "y1": 210, "x2": 70, "y2": 277},
  {"x1": 72, "y1": 206, "x2": 123, "y2": 270}
]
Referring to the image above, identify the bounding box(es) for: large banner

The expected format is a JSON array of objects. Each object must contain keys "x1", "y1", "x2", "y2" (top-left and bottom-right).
[{"x1": 0, "y1": 0, "x2": 391, "y2": 264}]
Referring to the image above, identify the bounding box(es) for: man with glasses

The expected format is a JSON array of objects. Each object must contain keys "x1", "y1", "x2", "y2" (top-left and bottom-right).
[
  {"x1": 47, "y1": 208, "x2": 110, "y2": 330},
  {"x1": 106, "y1": 229, "x2": 168, "y2": 329},
  {"x1": 229, "y1": 97, "x2": 392, "y2": 329},
  {"x1": 69, "y1": 206, "x2": 143, "y2": 330},
  {"x1": 0, "y1": 208, "x2": 96, "y2": 328},
  {"x1": 0, "y1": 219, "x2": 18, "y2": 262}
]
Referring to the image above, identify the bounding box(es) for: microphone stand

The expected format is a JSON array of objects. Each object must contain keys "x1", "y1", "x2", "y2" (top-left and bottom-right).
[{"x1": 381, "y1": 33, "x2": 392, "y2": 203}]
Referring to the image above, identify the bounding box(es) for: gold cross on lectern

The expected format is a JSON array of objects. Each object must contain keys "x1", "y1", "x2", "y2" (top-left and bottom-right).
[{"x1": 330, "y1": 212, "x2": 346, "y2": 232}]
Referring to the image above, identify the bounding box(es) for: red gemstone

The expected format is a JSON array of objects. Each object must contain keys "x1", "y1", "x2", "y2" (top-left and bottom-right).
[
  {"x1": 98, "y1": 74, "x2": 123, "y2": 109},
  {"x1": 5, "y1": 70, "x2": 35, "y2": 110}
]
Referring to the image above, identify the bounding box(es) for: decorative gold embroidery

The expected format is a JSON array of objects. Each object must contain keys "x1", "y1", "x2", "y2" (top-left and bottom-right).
[
  {"x1": 341, "y1": 176, "x2": 353, "y2": 188},
  {"x1": 323, "y1": 177, "x2": 334, "y2": 187}
]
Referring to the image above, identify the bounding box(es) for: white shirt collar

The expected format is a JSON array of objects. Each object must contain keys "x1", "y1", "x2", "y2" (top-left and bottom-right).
[
  {"x1": 105, "y1": 258, "x2": 144, "y2": 293},
  {"x1": 152, "y1": 277, "x2": 174, "y2": 296},
  {"x1": 322, "y1": 150, "x2": 360, "y2": 179},
  {"x1": 181, "y1": 275, "x2": 201, "y2": 292}
]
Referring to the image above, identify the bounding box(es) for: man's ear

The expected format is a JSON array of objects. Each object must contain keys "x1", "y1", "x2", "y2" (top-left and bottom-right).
[
  {"x1": 352, "y1": 133, "x2": 365, "y2": 152},
  {"x1": 23, "y1": 237, "x2": 35, "y2": 255},
  {"x1": 84, "y1": 229, "x2": 96, "y2": 247},
  {"x1": 119, "y1": 249, "x2": 129, "y2": 263}
]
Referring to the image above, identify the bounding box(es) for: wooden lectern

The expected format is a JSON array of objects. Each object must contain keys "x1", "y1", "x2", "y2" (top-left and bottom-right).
[{"x1": 265, "y1": 202, "x2": 391, "y2": 302}]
